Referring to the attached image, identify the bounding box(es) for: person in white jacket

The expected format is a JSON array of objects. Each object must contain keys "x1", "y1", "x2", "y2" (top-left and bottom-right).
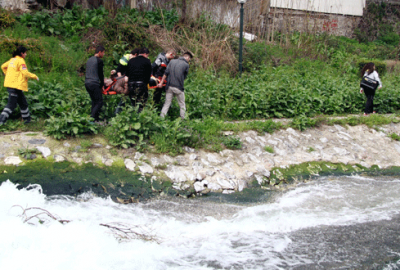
[{"x1": 360, "y1": 62, "x2": 382, "y2": 116}]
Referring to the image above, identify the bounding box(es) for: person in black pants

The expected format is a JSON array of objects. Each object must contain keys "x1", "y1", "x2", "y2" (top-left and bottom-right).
[
  {"x1": 85, "y1": 45, "x2": 105, "y2": 122},
  {"x1": 126, "y1": 47, "x2": 152, "y2": 113},
  {"x1": 360, "y1": 62, "x2": 382, "y2": 116}
]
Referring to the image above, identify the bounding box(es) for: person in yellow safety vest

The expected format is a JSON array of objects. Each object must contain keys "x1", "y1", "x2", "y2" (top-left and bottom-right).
[
  {"x1": 0, "y1": 46, "x2": 39, "y2": 126},
  {"x1": 111, "y1": 48, "x2": 139, "y2": 78},
  {"x1": 113, "y1": 48, "x2": 139, "y2": 114}
]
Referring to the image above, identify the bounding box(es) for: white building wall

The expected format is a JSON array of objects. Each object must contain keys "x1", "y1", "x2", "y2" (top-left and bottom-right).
[{"x1": 271, "y1": 0, "x2": 366, "y2": 16}]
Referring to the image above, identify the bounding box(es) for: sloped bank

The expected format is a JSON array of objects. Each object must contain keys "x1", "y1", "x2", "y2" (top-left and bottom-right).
[{"x1": 1, "y1": 120, "x2": 400, "y2": 201}]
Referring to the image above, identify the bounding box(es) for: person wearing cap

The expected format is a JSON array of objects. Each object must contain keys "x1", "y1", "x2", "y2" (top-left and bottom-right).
[
  {"x1": 0, "y1": 46, "x2": 38, "y2": 126},
  {"x1": 158, "y1": 51, "x2": 193, "y2": 119},
  {"x1": 126, "y1": 47, "x2": 152, "y2": 113}
]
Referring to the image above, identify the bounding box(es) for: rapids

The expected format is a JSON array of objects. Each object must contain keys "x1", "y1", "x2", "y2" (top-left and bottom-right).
[{"x1": 1, "y1": 175, "x2": 400, "y2": 269}]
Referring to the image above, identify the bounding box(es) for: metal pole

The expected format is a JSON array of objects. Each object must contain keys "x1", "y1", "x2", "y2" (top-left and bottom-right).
[{"x1": 239, "y1": 2, "x2": 244, "y2": 76}]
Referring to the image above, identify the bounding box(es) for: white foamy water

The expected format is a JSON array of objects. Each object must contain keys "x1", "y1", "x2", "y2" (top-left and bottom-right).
[{"x1": 1, "y1": 175, "x2": 400, "y2": 269}]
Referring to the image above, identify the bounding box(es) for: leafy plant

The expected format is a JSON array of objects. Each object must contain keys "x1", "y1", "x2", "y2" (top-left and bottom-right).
[
  {"x1": 389, "y1": 133, "x2": 400, "y2": 141},
  {"x1": 104, "y1": 106, "x2": 165, "y2": 149},
  {"x1": 0, "y1": 8, "x2": 15, "y2": 28},
  {"x1": 44, "y1": 111, "x2": 99, "y2": 139},
  {"x1": 291, "y1": 114, "x2": 317, "y2": 131},
  {"x1": 18, "y1": 147, "x2": 40, "y2": 159},
  {"x1": 223, "y1": 135, "x2": 242, "y2": 150}
]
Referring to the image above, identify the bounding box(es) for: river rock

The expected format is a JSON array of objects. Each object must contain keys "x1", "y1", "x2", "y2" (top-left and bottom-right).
[
  {"x1": 208, "y1": 182, "x2": 222, "y2": 191},
  {"x1": 124, "y1": 159, "x2": 136, "y2": 171},
  {"x1": 176, "y1": 156, "x2": 189, "y2": 166},
  {"x1": 36, "y1": 146, "x2": 51, "y2": 158},
  {"x1": 183, "y1": 146, "x2": 195, "y2": 153},
  {"x1": 4, "y1": 156, "x2": 22, "y2": 165},
  {"x1": 151, "y1": 157, "x2": 162, "y2": 167},
  {"x1": 194, "y1": 181, "x2": 206, "y2": 192},
  {"x1": 217, "y1": 178, "x2": 235, "y2": 190},
  {"x1": 54, "y1": 155, "x2": 66, "y2": 162},
  {"x1": 189, "y1": 154, "x2": 198, "y2": 160},
  {"x1": 207, "y1": 153, "x2": 224, "y2": 165},
  {"x1": 102, "y1": 157, "x2": 113, "y2": 166},
  {"x1": 134, "y1": 152, "x2": 144, "y2": 160},
  {"x1": 28, "y1": 139, "x2": 46, "y2": 145},
  {"x1": 138, "y1": 163, "x2": 154, "y2": 174},
  {"x1": 165, "y1": 165, "x2": 187, "y2": 182}
]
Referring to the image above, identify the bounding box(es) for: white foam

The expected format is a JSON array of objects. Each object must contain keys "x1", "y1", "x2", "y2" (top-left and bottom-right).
[{"x1": 1, "y1": 176, "x2": 400, "y2": 269}]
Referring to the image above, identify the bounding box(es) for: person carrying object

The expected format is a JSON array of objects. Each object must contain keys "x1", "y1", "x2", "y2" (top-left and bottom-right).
[
  {"x1": 158, "y1": 51, "x2": 193, "y2": 119},
  {"x1": 126, "y1": 47, "x2": 152, "y2": 113},
  {"x1": 85, "y1": 45, "x2": 105, "y2": 122},
  {"x1": 113, "y1": 48, "x2": 139, "y2": 114},
  {"x1": 0, "y1": 46, "x2": 39, "y2": 126},
  {"x1": 360, "y1": 62, "x2": 382, "y2": 116},
  {"x1": 152, "y1": 49, "x2": 176, "y2": 106},
  {"x1": 112, "y1": 48, "x2": 139, "y2": 78}
]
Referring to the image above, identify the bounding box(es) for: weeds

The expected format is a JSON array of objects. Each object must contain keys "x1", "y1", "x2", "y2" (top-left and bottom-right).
[{"x1": 264, "y1": 146, "x2": 274, "y2": 153}]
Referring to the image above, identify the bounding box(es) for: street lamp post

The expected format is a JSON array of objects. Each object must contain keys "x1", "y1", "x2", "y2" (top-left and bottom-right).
[{"x1": 238, "y1": 0, "x2": 246, "y2": 76}]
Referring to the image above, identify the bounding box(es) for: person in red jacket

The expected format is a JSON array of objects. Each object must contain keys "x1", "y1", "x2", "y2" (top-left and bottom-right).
[{"x1": 0, "y1": 46, "x2": 38, "y2": 125}]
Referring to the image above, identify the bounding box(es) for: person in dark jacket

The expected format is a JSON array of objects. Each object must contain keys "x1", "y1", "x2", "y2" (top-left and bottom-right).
[
  {"x1": 113, "y1": 48, "x2": 139, "y2": 114},
  {"x1": 126, "y1": 47, "x2": 152, "y2": 113},
  {"x1": 85, "y1": 45, "x2": 105, "y2": 122},
  {"x1": 158, "y1": 52, "x2": 192, "y2": 119},
  {"x1": 152, "y1": 49, "x2": 176, "y2": 106}
]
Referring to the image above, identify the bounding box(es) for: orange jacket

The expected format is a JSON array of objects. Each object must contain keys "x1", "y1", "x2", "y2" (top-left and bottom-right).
[{"x1": 1, "y1": 56, "x2": 38, "y2": 91}]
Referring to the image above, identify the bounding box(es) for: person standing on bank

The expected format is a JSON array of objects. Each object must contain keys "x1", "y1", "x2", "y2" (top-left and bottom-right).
[
  {"x1": 0, "y1": 46, "x2": 38, "y2": 126},
  {"x1": 158, "y1": 51, "x2": 193, "y2": 119},
  {"x1": 114, "y1": 48, "x2": 139, "y2": 114},
  {"x1": 152, "y1": 49, "x2": 176, "y2": 106},
  {"x1": 360, "y1": 62, "x2": 382, "y2": 116},
  {"x1": 126, "y1": 47, "x2": 152, "y2": 113},
  {"x1": 85, "y1": 45, "x2": 105, "y2": 122}
]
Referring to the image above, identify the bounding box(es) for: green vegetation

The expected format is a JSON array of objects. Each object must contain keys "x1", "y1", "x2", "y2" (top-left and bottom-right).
[
  {"x1": 264, "y1": 146, "x2": 274, "y2": 154},
  {"x1": 0, "y1": 6, "x2": 399, "y2": 154},
  {"x1": 0, "y1": 159, "x2": 187, "y2": 201}
]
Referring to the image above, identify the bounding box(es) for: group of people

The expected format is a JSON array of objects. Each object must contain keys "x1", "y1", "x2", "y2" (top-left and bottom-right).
[
  {"x1": 84, "y1": 45, "x2": 193, "y2": 123},
  {"x1": 0, "y1": 45, "x2": 384, "y2": 127}
]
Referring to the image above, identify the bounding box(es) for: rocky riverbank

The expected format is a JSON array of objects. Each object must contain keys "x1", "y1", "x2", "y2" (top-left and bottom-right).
[{"x1": 1, "y1": 120, "x2": 400, "y2": 195}]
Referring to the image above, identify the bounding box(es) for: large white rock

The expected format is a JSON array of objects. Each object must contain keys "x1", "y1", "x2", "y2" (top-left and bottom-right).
[
  {"x1": 207, "y1": 153, "x2": 223, "y2": 165},
  {"x1": 36, "y1": 146, "x2": 51, "y2": 158},
  {"x1": 194, "y1": 181, "x2": 206, "y2": 192},
  {"x1": 208, "y1": 182, "x2": 222, "y2": 191},
  {"x1": 139, "y1": 163, "x2": 154, "y2": 174},
  {"x1": 4, "y1": 156, "x2": 22, "y2": 165},
  {"x1": 165, "y1": 166, "x2": 187, "y2": 182},
  {"x1": 124, "y1": 159, "x2": 136, "y2": 171},
  {"x1": 217, "y1": 178, "x2": 235, "y2": 190}
]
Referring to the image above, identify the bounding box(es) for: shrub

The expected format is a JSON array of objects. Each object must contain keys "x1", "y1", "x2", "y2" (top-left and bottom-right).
[
  {"x1": 104, "y1": 106, "x2": 165, "y2": 149},
  {"x1": 223, "y1": 135, "x2": 242, "y2": 150},
  {"x1": 44, "y1": 111, "x2": 99, "y2": 139},
  {"x1": 0, "y1": 8, "x2": 15, "y2": 28},
  {"x1": 357, "y1": 59, "x2": 387, "y2": 75}
]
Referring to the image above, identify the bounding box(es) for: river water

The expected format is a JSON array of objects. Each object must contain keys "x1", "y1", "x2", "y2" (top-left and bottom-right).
[{"x1": 1, "y1": 175, "x2": 400, "y2": 270}]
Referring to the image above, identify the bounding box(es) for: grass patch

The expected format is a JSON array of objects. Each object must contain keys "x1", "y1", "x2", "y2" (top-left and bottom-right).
[{"x1": 264, "y1": 146, "x2": 274, "y2": 153}]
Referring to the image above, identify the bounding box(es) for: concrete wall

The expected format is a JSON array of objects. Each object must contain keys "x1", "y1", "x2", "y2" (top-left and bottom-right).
[{"x1": 270, "y1": 0, "x2": 366, "y2": 16}]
